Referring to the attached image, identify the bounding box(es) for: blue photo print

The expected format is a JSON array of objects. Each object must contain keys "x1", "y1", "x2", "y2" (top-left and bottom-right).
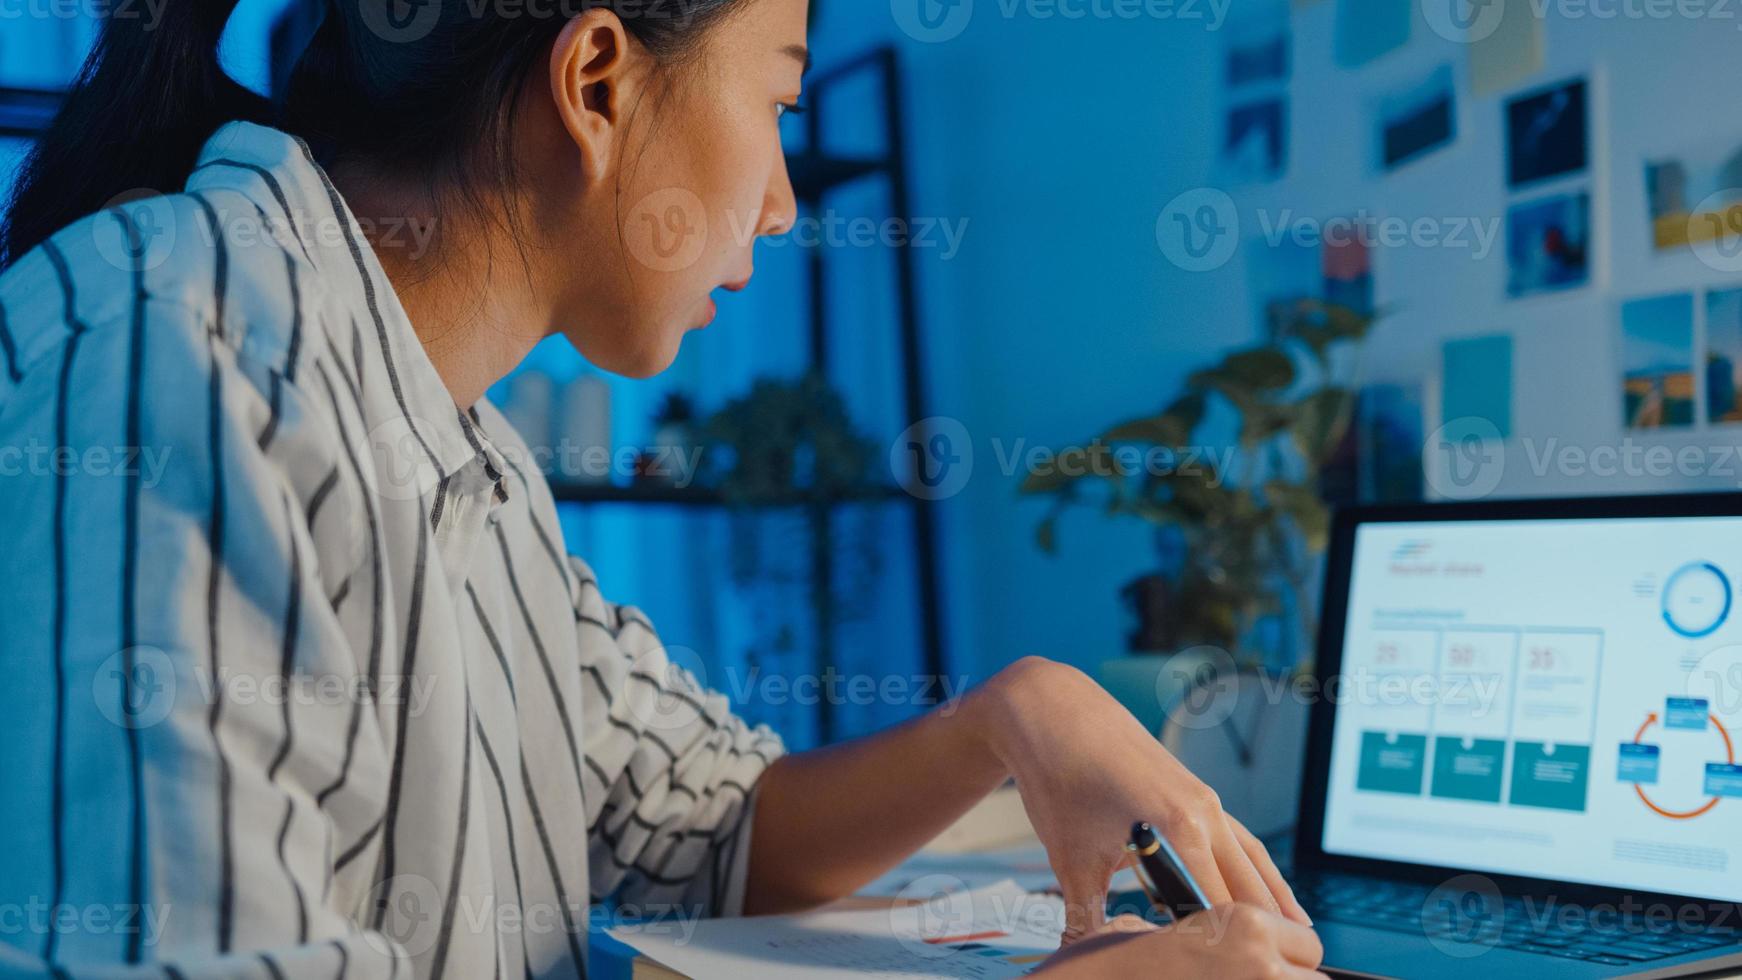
[
  {"x1": 1507, "y1": 78, "x2": 1589, "y2": 189},
  {"x1": 1507, "y1": 192, "x2": 1590, "y2": 298}
]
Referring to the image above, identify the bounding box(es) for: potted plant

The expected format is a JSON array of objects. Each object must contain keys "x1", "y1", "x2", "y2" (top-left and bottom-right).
[
  {"x1": 701, "y1": 375, "x2": 885, "y2": 737},
  {"x1": 1019, "y1": 299, "x2": 1378, "y2": 830},
  {"x1": 1020, "y1": 299, "x2": 1379, "y2": 697}
]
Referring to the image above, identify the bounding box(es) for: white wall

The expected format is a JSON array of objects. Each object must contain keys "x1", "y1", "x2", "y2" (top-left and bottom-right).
[
  {"x1": 1275, "y1": 5, "x2": 1742, "y2": 499},
  {"x1": 798, "y1": 4, "x2": 1742, "y2": 683}
]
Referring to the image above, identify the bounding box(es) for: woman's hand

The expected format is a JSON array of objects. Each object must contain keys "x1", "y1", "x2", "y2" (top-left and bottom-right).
[
  {"x1": 963, "y1": 657, "x2": 1313, "y2": 942},
  {"x1": 1037, "y1": 906, "x2": 1327, "y2": 978}
]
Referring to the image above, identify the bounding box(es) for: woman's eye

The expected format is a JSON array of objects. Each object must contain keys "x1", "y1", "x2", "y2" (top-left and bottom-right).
[{"x1": 777, "y1": 102, "x2": 807, "y2": 119}]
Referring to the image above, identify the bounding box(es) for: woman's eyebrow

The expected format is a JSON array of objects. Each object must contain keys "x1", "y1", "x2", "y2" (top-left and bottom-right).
[{"x1": 781, "y1": 44, "x2": 811, "y2": 73}]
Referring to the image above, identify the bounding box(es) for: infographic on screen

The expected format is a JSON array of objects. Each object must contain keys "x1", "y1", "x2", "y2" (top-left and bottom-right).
[{"x1": 1320, "y1": 518, "x2": 1742, "y2": 902}]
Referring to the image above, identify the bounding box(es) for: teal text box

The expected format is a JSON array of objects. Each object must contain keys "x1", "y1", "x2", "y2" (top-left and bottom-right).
[
  {"x1": 1617, "y1": 743, "x2": 1660, "y2": 785},
  {"x1": 1511, "y1": 742, "x2": 1591, "y2": 812},
  {"x1": 1665, "y1": 697, "x2": 1709, "y2": 731},
  {"x1": 1358, "y1": 731, "x2": 1428, "y2": 796},
  {"x1": 1705, "y1": 764, "x2": 1742, "y2": 798},
  {"x1": 1432, "y1": 736, "x2": 1506, "y2": 803}
]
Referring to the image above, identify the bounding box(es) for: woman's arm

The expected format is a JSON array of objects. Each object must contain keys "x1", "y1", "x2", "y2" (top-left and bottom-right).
[
  {"x1": 744, "y1": 657, "x2": 1311, "y2": 941},
  {"x1": 740, "y1": 668, "x2": 1011, "y2": 913}
]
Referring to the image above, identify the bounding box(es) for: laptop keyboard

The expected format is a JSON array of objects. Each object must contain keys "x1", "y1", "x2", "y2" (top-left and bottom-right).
[{"x1": 1294, "y1": 872, "x2": 1742, "y2": 968}]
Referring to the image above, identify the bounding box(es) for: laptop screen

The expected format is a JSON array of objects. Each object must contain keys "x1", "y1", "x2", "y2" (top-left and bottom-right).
[{"x1": 1320, "y1": 516, "x2": 1742, "y2": 903}]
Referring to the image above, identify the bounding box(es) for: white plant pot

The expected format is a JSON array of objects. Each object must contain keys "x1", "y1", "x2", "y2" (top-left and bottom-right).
[{"x1": 1099, "y1": 652, "x2": 1310, "y2": 841}]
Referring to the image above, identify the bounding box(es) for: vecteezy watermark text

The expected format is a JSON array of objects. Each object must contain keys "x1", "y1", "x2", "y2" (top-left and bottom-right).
[
  {"x1": 0, "y1": 0, "x2": 164, "y2": 27},
  {"x1": 725, "y1": 211, "x2": 970, "y2": 261},
  {"x1": 0, "y1": 440, "x2": 173, "y2": 488},
  {"x1": 890, "y1": 0, "x2": 1233, "y2": 44}
]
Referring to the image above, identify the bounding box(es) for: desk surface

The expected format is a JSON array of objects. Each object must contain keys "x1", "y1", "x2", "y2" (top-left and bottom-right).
[{"x1": 624, "y1": 786, "x2": 1742, "y2": 980}]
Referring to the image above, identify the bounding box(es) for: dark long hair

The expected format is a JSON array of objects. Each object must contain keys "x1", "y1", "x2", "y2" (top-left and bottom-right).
[{"x1": 1, "y1": 0, "x2": 750, "y2": 266}]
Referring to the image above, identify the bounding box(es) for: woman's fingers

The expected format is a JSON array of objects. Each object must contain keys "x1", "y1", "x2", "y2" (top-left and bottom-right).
[
  {"x1": 1054, "y1": 856, "x2": 1114, "y2": 945},
  {"x1": 1209, "y1": 817, "x2": 1281, "y2": 916},
  {"x1": 1097, "y1": 913, "x2": 1157, "y2": 936},
  {"x1": 1229, "y1": 816, "x2": 1312, "y2": 925},
  {"x1": 1155, "y1": 790, "x2": 1237, "y2": 909},
  {"x1": 1271, "y1": 914, "x2": 1327, "y2": 968},
  {"x1": 1171, "y1": 831, "x2": 1235, "y2": 910}
]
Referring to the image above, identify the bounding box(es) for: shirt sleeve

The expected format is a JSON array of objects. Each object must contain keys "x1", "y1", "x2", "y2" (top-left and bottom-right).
[
  {"x1": 568, "y1": 555, "x2": 786, "y2": 918},
  {"x1": 0, "y1": 296, "x2": 402, "y2": 977}
]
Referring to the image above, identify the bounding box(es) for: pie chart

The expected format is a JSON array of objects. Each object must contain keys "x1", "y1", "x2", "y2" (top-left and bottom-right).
[{"x1": 1662, "y1": 562, "x2": 1732, "y2": 639}]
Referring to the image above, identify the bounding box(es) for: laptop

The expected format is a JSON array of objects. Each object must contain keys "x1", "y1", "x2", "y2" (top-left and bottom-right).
[{"x1": 1291, "y1": 494, "x2": 1742, "y2": 979}]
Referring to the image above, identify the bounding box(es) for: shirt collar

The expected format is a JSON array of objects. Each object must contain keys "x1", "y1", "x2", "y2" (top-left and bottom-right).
[{"x1": 189, "y1": 121, "x2": 510, "y2": 508}]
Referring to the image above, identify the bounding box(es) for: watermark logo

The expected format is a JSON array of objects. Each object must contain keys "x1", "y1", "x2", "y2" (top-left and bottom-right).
[
  {"x1": 1159, "y1": 646, "x2": 1243, "y2": 731},
  {"x1": 1685, "y1": 644, "x2": 1742, "y2": 715},
  {"x1": 622, "y1": 643, "x2": 714, "y2": 733},
  {"x1": 1420, "y1": 0, "x2": 1508, "y2": 44},
  {"x1": 893, "y1": 417, "x2": 974, "y2": 501},
  {"x1": 93, "y1": 646, "x2": 177, "y2": 730},
  {"x1": 94, "y1": 191, "x2": 178, "y2": 275},
  {"x1": 1157, "y1": 188, "x2": 1240, "y2": 272},
  {"x1": 1689, "y1": 191, "x2": 1742, "y2": 273},
  {"x1": 1422, "y1": 874, "x2": 1504, "y2": 958},
  {"x1": 364, "y1": 875, "x2": 444, "y2": 958},
  {"x1": 358, "y1": 0, "x2": 443, "y2": 44},
  {"x1": 366, "y1": 415, "x2": 443, "y2": 503},
  {"x1": 897, "y1": 874, "x2": 980, "y2": 959},
  {"x1": 891, "y1": 0, "x2": 974, "y2": 42},
  {"x1": 1424, "y1": 417, "x2": 1506, "y2": 500},
  {"x1": 627, "y1": 187, "x2": 709, "y2": 273}
]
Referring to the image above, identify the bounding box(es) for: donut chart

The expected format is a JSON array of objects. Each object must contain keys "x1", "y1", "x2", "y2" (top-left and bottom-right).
[{"x1": 1661, "y1": 561, "x2": 1732, "y2": 638}]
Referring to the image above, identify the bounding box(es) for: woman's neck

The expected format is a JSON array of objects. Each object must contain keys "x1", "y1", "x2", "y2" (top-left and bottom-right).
[{"x1": 332, "y1": 165, "x2": 549, "y2": 408}]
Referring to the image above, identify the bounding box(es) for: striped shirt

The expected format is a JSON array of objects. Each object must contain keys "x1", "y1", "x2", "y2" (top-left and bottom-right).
[{"x1": 0, "y1": 121, "x2": 783, "y2": 979}]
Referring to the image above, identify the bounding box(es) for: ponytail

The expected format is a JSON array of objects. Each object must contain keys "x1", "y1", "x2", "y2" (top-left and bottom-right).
[{"x1": 0, "y1": 0, "x2": 271, "y2": 266}]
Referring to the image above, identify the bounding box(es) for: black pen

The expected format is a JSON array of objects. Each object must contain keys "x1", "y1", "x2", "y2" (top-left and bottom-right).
[{"x1": 1126, "y1": 821, "x2": 1214, "y2": 922}]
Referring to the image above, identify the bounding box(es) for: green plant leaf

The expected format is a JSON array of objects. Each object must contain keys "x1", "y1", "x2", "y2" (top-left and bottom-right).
[
  {"x1": 1166, "y1": 391, "x2": 1208, "y2": 430},
  {"x1": 1291, "y1": 387, "x2": 1355, "y2": 465},
  {"x1": 1021, "y1": 442, "x2": 1126, "y2": 496},
  {"x1": 1212, "y1": 346, "x2": 1296, "y2": 389},
  {"x1": 1266, "y1": 480, "x2": 1332, "y2": 552},
  {"x1": 1272, "y1": 300, "x2": 1381, "y2": 361},
  {"x1": 1104, "y1": 415, "x2": 1182, "y2": 446},
  {"x1": 1020, "y1": 467, "x2": 1083, "y2": 495},
  {"x1": 1103, "y1": 392, "x2": 1208, "y2": 448},
  {"x1": 1240, "y1": 402, "x2": 1297, "y2": 448}
]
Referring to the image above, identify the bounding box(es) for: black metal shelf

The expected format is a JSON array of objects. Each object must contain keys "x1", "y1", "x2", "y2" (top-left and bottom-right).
[
  {"x1": 0, "y1": 86, "x2": 63, "y2": 139},
  {"x1": 793, "y1": 47, "x2": 947, "y2": 739},
  {"x1": 551, "y1": 48, "x2": 947, "y2": 742},
  {"x1": 787, "y1": 152, "x2": 887, "y2": 201}
]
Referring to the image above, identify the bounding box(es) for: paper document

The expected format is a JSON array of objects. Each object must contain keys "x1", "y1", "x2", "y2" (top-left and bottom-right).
[
  {"x1": 858, "y1": 844, "x2": 1141, "y2": 898},
  {"x1": 609, "y1": 880, "x2": 1064, "y2": 979}
]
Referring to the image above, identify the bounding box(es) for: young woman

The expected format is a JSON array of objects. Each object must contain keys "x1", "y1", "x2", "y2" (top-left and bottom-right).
[{"x1": 0, "y1": 1, "x2": 1322, "y2": 976}]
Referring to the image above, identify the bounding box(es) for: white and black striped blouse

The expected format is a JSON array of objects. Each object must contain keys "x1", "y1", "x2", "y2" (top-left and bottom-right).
[{"x1": 0, "y1": 121, "x2": 784, "y2": 979}]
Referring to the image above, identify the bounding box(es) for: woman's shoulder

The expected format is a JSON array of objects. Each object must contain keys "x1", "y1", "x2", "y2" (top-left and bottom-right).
[{"x1": 0, "y1": 190, "x2": 332, "y2": 387}]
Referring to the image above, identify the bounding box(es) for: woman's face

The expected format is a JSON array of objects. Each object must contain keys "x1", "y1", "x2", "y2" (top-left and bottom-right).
[{"x1": 544, "y1": 0, "x2": 808, "y2": 378}]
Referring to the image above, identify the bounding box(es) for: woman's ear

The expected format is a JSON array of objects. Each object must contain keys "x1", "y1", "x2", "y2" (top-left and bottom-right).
[{"x1": 549, "y1": 10, "x2": 638, "y2": 185}]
